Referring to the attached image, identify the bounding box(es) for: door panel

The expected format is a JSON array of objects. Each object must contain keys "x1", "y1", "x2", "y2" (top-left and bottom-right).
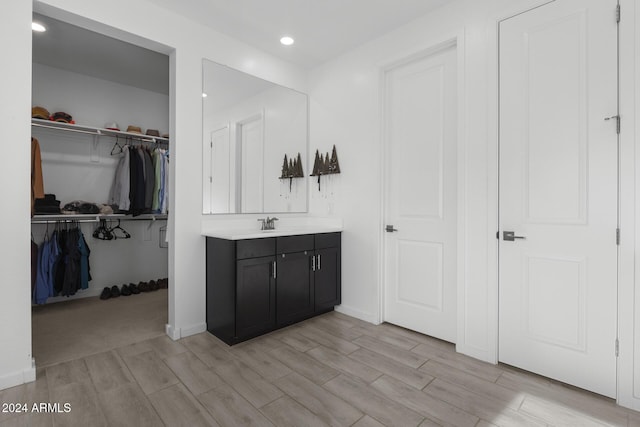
[
  {"x1": 210, "y1": 125, "x2": 231, "y2": 213},
  {"x1": 384, "y1": 45, "x2": 457, "y2": 343},
  {"x1": 238, "y1": 114, "x2": 264, "y2": 213},
  {"x1": 315, "y1": 247, "x2": 341, "y2": 311},
  {"x1": 276, "y1": 251, "x2": 314, "y2": 326},
  {"x1": 499, "y1": 0, "x2": 617, "y2": 397},
  {"x1": 236, "y1": 256, "x2": 275, "y2": 338}
]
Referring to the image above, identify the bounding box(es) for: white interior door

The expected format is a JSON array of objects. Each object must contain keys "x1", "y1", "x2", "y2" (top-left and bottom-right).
[
  {"x1": 238, "y1": 113, "x2": 264, "y2": 213},
  {"x1": 499, "y1": 0, "x2": 618, "y2": 397},
  {"x1": 210, "y1": 125, "x2": 231, "y2": 213},
  {"x1": 383, "y1": 45, "x2": 457, "y2": 343}
]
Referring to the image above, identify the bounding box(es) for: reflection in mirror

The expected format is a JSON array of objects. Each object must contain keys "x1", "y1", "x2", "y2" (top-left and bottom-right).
[{"x1": 202, "y1": 59, "x2": 308, "y2": 214}]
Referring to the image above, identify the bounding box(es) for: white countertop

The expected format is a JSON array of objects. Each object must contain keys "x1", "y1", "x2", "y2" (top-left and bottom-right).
[{"x1": 202, "y1": 226, "x2": 342, "y2": 240}]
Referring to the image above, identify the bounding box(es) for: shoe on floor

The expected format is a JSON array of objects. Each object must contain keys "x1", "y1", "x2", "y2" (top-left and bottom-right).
[
  {"x1": 121, "y1": 284, "x2": 131, "y2": 296},
  {"x1": 149, "y1": 280, "x2": 159, "y2": 291},
  {"x1": 129, "y1": 283, "x2": 140, "y2": 294},
  {"x1": 110, "y1": 285, "x2": 121, "y2": 298},
  {"x1": 100, "y1": 287, "x2": 111, "y2": 300},
  {"x1": 138, "y1": 281, "x2": 150, "y2": 292}
]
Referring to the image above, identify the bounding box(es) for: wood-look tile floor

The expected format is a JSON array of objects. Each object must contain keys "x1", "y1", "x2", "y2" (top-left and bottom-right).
[{"x1": 4, "y1": 311, "x2": 639, "y2": 426}]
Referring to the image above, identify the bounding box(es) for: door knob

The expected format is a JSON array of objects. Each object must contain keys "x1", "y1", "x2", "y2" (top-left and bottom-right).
[
  {"x1": 385, "y1": 225, "x2": 398, "y2": 232},
  {"x1": 503, "y1": 231, "x2": 526, "y2": 241}
]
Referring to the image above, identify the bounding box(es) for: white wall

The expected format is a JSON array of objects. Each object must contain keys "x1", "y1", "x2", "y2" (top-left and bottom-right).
[
  {"x1": 308, "y1": 0, "x2": 508, "y2": 357},
  {"x1": 0, "y1": 0, "x2": 35, "y2": 390},
  {"x1": 307, "y1": 0, "x2": 639, "y2": 409},
  {"x1": 0, "y1": 0, "x2": 307, "y2": 390}
]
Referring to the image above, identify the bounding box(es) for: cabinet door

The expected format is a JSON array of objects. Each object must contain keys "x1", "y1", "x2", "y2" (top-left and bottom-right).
[
  {"x1": 236, "y1": 256, "x2": 276, "y2": 339},
  {"x1": 315, "y1": 247, "x2": 341, "y2": 312},
  {"x1": 276, "y1": 251, "x2": 314, "y2": 326}
]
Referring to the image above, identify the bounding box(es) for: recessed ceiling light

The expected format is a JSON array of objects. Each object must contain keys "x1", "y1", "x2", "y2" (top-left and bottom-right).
[
  {"x1": 32, "y1": 22, "x2": 46, "y2": 32},
  {"x1": 280, "y1": 36, "x2": 294, "y2": 46},
  {"x1": 202, "y1": 93, "x2": 208, "y2": 98}
]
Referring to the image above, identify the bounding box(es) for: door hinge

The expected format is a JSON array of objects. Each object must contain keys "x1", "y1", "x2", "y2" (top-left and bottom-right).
[
  {"x1": 616, "y1": 228, "x2": 620, "y2": 245},
  {"x1": 496, "y1": 231, "x2": 499, "y2": 240},
  {"x1": 616, "y1": 4, "x2": 621, "y2": 23},
  {"x1": 210, "y1": 141, "x2": 213, "y2": 148},
  {"x1": 605, "y1": 115, "x2": 621, "y2": 134},
  {"x1": 615, "y1": 338, "x2": 619, "y2": 357}
]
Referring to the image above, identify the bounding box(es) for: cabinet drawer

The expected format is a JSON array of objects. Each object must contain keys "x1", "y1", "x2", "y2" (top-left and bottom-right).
[
  {"x1": 236, "y1": 238, "x2": 275, "y2": 259},
  {"x1": 315, "y1": 232, "x2": 341, "y2": 249},
  {"x1": 277, "y1": 234, "x2": 314, "y2": 254}
]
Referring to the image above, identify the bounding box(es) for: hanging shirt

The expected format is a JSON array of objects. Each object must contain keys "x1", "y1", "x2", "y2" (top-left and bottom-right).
[
  {"x1": 109, "y1": 147, "x2": 131, "y2": 212},
  {"x1": 152, "y1": 149, "x2": 161, "y2": 213},
  {"x1": 143, "y1": 148, "x2": 155, "y2": 212},
  {"x1": 161, "y1": 150, "x2": 169, "y2": 214}
]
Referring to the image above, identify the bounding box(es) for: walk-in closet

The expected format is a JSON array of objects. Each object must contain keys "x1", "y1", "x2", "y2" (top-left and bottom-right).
[{"x1": 30, "y1": 13, "x2": 170, "y2": 367}]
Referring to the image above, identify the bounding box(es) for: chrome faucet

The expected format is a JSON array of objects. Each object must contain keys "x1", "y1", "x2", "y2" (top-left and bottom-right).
[{"x1": 258, "y1": 216, "x2": 278, "y2": 230}]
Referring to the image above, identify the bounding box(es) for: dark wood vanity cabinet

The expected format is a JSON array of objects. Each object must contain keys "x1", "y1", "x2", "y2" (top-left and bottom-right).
[{"x1": 206, "y1": 232, "x2": 341, "y2": 345}]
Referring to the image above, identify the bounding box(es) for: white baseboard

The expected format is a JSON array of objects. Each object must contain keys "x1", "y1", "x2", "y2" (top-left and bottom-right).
[
  {"x1": 165, "y1": 322, "x2": 206, "y2": 341},
  {"x1": 0, "y1": 359, "x2": 36, "y2": 391},
  {"x1": 181, "y1": 323, "x2": 207, "y2": 338},
  {"x1": 165, "y1": 323, "x2": 181, "y2": 340},
  {"x1": 335, "y1": 304, "x2": 379, "y2": 325}
]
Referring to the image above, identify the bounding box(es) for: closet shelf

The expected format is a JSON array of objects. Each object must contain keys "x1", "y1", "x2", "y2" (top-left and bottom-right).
[
  {"x1": 31, "y1": 118, "x2": 169, "y2": 145},
  {"x1": 31, "y1": 213, "x2": 168, "y2": 224}
]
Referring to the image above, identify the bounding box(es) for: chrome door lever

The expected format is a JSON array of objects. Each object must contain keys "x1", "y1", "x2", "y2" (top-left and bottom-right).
[
  {"x1": 503, "y1": 231, "x2": 526, "y2": 241},
  {"x1": 385, "y1": 225, "x2": 398, "y2": 232}
]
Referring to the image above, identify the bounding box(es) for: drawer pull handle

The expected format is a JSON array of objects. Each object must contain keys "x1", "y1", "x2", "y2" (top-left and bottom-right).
[
  {"x1": 317, "y1": 254, "x2": 321, "y2": 270},
  {"x1": 273, "y1": 261, "x2": 277, "y2": 279}
]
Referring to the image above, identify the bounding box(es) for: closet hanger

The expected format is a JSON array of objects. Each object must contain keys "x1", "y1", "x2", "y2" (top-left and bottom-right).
[
  {"x1": 110, "y1": 136, "x2": 123, "y2": 155},
  {"x1": 93, "y1": 219, "x2": 114, "y2": 240},
  {"x1": 110, "y1": 219, "x2": 131, "y2": 239}
]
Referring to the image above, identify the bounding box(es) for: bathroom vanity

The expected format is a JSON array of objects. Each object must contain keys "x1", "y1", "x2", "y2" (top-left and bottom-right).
[{"x1": 204, "y1": 228, "x2": 341, "y2": 345}]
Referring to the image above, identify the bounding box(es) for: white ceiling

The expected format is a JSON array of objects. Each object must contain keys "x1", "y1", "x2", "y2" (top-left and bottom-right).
[
  {"x1": 32, "y1": 1, "x2": 451, "y2": 93},
  {"x1": 145, "y1": 0, "x2": 451, "y2": 68},
  {"x1": 32, "y1": 13, "x2": 170, "y2": 95}
]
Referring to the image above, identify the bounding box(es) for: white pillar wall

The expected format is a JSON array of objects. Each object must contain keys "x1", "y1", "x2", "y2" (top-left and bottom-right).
[{"x1": 0, "y1": 0, "x2": 35, "y2": 389}]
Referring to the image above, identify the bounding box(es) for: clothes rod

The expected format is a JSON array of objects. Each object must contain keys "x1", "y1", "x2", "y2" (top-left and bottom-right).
[
  {"x1": 31, "y1": 122, "x2": 168, "y2": 145},
  {"x1": 31, "y1": 218, "x2": 100, "y2": 224},
  {"x1": 31, "y1": 214, "x2": 168, "y2": 223}
]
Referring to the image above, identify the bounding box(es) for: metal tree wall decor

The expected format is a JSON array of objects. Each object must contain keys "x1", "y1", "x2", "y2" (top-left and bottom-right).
[
  {"x1": 279, "y1": 152, "x2": 304, "y2": 190},
  {"x1": 310, "y1": 145, "x2": 341, "y2": 190}
]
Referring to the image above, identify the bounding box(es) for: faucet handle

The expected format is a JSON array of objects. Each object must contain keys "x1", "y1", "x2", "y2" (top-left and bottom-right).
[{"x1": 257, "y1": 218, "x2": 266, "y2": 230}]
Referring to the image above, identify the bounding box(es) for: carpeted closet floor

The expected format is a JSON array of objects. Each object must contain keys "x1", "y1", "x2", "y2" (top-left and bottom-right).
[{"x1": 32, "y1": 289, "x2": 168, "y2": 367}]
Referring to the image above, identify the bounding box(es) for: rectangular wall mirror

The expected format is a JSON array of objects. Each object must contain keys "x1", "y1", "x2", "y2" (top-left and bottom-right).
[{"x1": 202, "y1": 59, "x2": 308, "y2": 214}]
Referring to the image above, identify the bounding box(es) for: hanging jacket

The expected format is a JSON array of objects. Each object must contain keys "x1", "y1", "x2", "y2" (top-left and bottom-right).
[
  {"x1": 78, "y1": 230, "x2": 91, "y2": 290},
  {"x1": 31, "y1": 138, "x2": 44, "y2": 216},
  {"x1": 33, "y1": 239, "x2": 49, "y2": 304}
]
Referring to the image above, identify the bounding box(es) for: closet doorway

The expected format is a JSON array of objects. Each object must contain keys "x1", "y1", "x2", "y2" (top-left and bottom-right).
[
  {"x1": 382, "y1": 42, "x2": 458, "y2": 343},
  {"x1": 30, "y1": 13, "x2": 171, "y2": 367},
  {"x1": 498, "y1": 0, "x2": 619, "y2": 398}
]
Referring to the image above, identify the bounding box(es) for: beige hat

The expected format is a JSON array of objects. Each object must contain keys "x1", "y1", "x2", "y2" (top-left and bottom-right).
[{"x1": 126, "y1": 125, "x2": 142, "y2": 134}]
